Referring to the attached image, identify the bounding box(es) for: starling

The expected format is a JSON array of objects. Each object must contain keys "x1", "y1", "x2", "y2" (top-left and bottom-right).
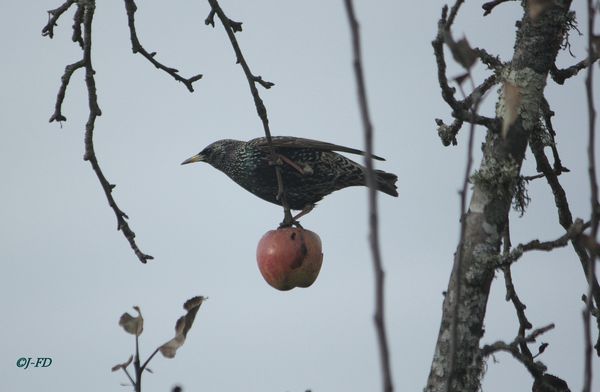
[{"x1": 181, "y1": 136, "x2": 398, "y2": 211}]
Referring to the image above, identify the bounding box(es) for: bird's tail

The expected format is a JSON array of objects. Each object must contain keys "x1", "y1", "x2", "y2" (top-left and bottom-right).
[{"x1": 375, "y1": 170, "x2": 398, "y2": 197}]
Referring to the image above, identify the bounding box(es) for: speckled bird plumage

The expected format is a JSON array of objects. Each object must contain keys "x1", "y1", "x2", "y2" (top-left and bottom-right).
[{"x1": 182, "y1": 136, "x2": 398, "y2": 210}]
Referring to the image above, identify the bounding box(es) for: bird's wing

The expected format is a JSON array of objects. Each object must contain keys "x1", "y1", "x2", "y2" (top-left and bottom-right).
[{"x1": 248, "y1": 136, "x2": 386, "y2": 161}]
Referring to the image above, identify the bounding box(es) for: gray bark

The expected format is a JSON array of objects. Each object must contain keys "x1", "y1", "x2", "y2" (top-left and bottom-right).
[{"x1": 425, "y1": 2, "x2": 573, "y2": 391}]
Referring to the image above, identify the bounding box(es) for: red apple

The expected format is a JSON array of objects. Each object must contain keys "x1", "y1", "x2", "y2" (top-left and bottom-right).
[{"x1": 256, "y1": 227, "x2": 323, "y2": 291}]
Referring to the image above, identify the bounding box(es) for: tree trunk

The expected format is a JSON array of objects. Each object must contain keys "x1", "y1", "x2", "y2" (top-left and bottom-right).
[{"x1": 425, "y1": 1, "x2": 573, "y2": 391}]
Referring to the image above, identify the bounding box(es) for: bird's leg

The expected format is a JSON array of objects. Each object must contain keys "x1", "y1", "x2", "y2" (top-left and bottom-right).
[
  {"x1": 280, "y1": 207, "x2": 295, "y2": 228},
  {"x1": 269, "y1": 154, "x2": 312, "y2": 175},
  {"x1": 292, "y1": 204, "x2": 315, "y2": 221},
  {"x1": 278, "y1": 206, "x2": 314, "y2": 228}
]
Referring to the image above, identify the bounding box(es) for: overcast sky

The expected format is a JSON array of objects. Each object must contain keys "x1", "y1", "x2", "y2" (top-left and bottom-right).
[{"x1": 2, "y1": 1, "x2": 599, "y2": 391}]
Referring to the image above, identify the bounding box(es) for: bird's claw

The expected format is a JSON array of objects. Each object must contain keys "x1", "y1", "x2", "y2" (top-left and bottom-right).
[
  {"x1": 269, "y1": 153, "x2": 311, "y2": 176},
  {"x1": 279, "y1": 204, "x2": 315, "y2": 228}
]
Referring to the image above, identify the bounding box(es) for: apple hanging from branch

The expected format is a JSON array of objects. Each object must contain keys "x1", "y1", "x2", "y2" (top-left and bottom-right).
[{"x1": 256, "y1": 227, "x2": 324, "y2": 291}]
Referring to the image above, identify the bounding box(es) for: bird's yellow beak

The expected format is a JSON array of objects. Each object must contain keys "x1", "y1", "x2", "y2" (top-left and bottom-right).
[{"x1": 181, "y1": 154, "x2": 205, "y2": 165}]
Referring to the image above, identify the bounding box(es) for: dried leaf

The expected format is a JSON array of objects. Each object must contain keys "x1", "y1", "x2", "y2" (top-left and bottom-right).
[
  {"x1": 501, "y1": 81, "x2": 522, "y2": 138},
  {"x1": 453, "y1": 72, "x2": 469, "y2": 87},
  {"x1": 528, "y1": 0, "x2": 552, "y2": 21},
  {"x1": 538, "y1": 342, "x2": 549, "y2": 355},
  {"x1": 159, "y1": 296, "x2": 206, "y2": 358},
  {"x1": 119, "y1": 306, "x2": 144, "y2": 336},
  {"x1": 111, "y1": 355, "x2": 133, "y2": 372},
  {"x1": 449, "y1": 37, "x2": 478, "y2": 70}
]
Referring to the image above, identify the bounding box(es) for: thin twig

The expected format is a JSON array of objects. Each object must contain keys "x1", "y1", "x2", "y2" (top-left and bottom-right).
[
  {"x1": 499, "y1": 227, "x2": 570, "y2": 391},
  {"x1": 48, "y1": 59, "x2": 85, "y2": 122},
  {"x1": 205, "y1": 0, "x2": 293, "y2": 226},
  {"x1": 134, "y1": 333, "x2": 141, "y2": 392},
  {"x1": 343, "y1": 2, "x2": 393, "y2": 392},
  {"x1": 446, "y1": 0, "x2": 465, "y2": 27},
  {"x1": 83, "y1": 3, "x2": 153, "y2": 263},
  {"x1": 501, "y1": 224, "x2": 534, "y2": 362},
  {"x1": 44, "y1": 1, "x2": 153, "y2": 263},
  {"x1": 482, "y1": 0, "x2": 516, "y2": 16},
  {"x1": 432, "y1": 4, "x2": 499, "y2": 146},
  {"x1": 71, "y1": 3, "x2": 84, "y2": 48},
  {"x1": 41, "y1": 0, "x2": 76, "y2": 38},
  {"x1": 121, "y1": 366, "x2": 135, "y2": 387},
  {"x1": 530, "y1": 140, "x2": 600, "y2": 306},
  {"x1": 522, "y1": 168, "x2": 566, "y2": 182},
  {"x1": 140, "y1": 347, "x2": 160, "y2": 371},
  {"x1": 583, "y1": 1, "x2": 599, "y2": 391},
  {"x1": 540, "y1": 98, "x2": 570, "y2": 174},
  {"x1": 481, "y1": 324, "x2": 555, "y2": 377},
  {"x1": 550, "y1": 52, "x2": 600, "y2": 85},
  {"x1": 123, "y1": 0, "x2": 202, "y2": 92},
  {"x1": 498, "y1": 219, "x2": 589, "y2": 267}
]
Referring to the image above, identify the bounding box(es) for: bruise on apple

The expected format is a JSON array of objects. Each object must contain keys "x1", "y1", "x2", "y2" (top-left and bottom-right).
[{"x1": 289, "y1": 231, "x2": 308, "y2": 269}]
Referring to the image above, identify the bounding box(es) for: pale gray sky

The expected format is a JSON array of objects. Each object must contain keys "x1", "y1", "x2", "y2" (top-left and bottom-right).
[{"x1": 1, "y1": 1, "x2": 598, "y2": 391}]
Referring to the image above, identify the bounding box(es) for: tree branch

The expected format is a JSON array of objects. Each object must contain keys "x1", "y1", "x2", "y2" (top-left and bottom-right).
[
  {"x1": 550, "y1": 52, "x2": 600, "y2": 85},
  {"x1": 41, "y1": 0, "x2": 76, "y2": 39},
  {"x1": 482, "y1": 0, "x2": 517, "y2": 17},
  {"x1": 583, "y1": 1, "x2": 599, "y2": 390},
  {"x1": 481, "y1": 324, "x2": 555, "y2": 377},
  {"x1": 344, "y1": 2, "x2": 393, "y2": 392},
  {"x1": 501, "y1": 224, "x2": 533, "y2": 362},
  {"x1": 426, "y1": 2, "x2": 574, "y2": 391},
  {"x1": 432, "y1": 6, "x2": 500, "y2": 145},
  {"x1": 529, "y1": 139, "x2": 600, "y2": 309},
  {"x1": 205, "y1": 0, "x2": 293, "y2": 226},
  {"x1": 498, "y1": 219, "x2": 589, "y2": 267},
  {"x1": 123, "y1": 0, "x2": 202, "y2": 92},
  {"x1": 44, "y1": 0, "x2": 153, "y2": 263}
]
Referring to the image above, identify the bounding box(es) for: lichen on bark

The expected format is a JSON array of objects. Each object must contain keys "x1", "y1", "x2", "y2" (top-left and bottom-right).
[{"x1": 426, "y1": 2, "x2": 574, "y2": 392}]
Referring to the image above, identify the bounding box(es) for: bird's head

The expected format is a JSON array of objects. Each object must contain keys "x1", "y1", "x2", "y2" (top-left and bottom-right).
[{"x1": 181, "y1": 139, "x2": 240, "y2": 168}]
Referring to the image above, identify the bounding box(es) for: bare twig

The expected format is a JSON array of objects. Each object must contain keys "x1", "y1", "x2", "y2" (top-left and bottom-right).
[
  {"x1": 530, "y1": 141, "x2": 600, "y2": 305},
  {"x1": 501, "y1": 224, "x2": 534, "y2": 362},
  {"x1": 583, "y1": 1, "x2": 599, "y2": 391},
  {"x1": 48, "y1": 59, "x2": 84, "y2": 123},
  {"x1": 550, "y1": 52, "x2": 600, "y2": 85},
  {"x1": 446, "y1": 0, "x2": 465, "y2": 27},
  {"x1": 71, "y1": 3, "x2": 84, "y2": 48},
  {"x1": 432, "y1": 5, "x2": 499, "y2": 146},
  {"x1": 540, "y1": 98, "x2": 570, "y2": 174},
  {"x1": 435, "y1": 74, "x2": 499, "y2": 146},
  {"x1": 205, "y1": 0, "x2": 293, "y2": 226},
  {"x1": 121, "y1": 366, "x2": 135, "y2": 387},
  {"x1": 44, "y1": 1, "x2": 153, "y2": 263},
  {"x1": 141, "y1": 348, "x2": 160, "y2": 372},
  {"x1": 343, "y1": 2, "x2": 393, "y2": 392},
  {"x1": 123, "y1": 0, "x2": 202, "y2": 92},
  {"x1": 134, "y1": 334, "x2": 141, "y2": 392},
  {"x1": 482, "y1": 0, "x2": 517, "y2": 16},
  {"x1": 498, "y1": 219, "x2": 589, "y2": 267},
  {"x1": 481, "y1": 324, "x2": 555, "y2": 377},
  {"x1": 522, "y1": 169, "x2": 565, "y2": 182},
  {"x1": 41, "y1": 0, "x2": 76, "y2": 38},
  {"x1": 498, "y1": 227, "x2": 570, "y2": 392}
]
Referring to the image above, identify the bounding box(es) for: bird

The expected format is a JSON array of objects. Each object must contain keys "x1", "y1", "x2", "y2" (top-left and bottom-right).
[{"x1": 181, "y1": 136, "x2": 398, "y2": 214}]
